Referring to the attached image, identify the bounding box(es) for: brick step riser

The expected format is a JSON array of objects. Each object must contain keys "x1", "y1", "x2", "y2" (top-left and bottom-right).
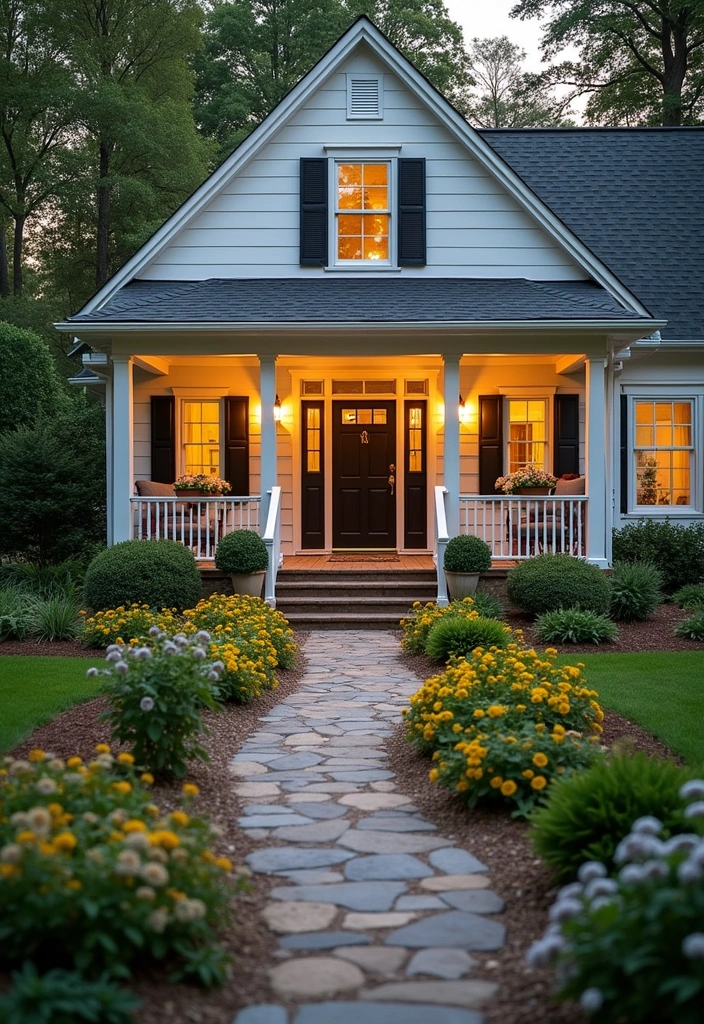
[
  {"x1": 276, "y1": 570, "x2": 436, "y2": 584},
  {"x1": 276, "y1": 585, "x2": 437, "y2": 600},
  {"x1": 278, "y1": 604, "x2": 416, "y2": 618},
  {"x1": 284, "y1": 614, "x2": 405, "y2": 631}
]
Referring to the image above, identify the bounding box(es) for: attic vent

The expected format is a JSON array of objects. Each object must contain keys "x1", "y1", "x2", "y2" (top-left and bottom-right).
[
  {"x1": 301, "y1": 380, "x2": 324, "y2": 395},
  {"x1": 405, "y1": 380, "x2": 428, "y2": 395},
  {"x1": 332, "y1": 379, "x2": 364, "y2": 394},
  {"x1": 347, "y1": 75, "x2": 383, "y2": 119},
  {"x1": 365, "y1": 379, "x2": 395, "y2": 394}
]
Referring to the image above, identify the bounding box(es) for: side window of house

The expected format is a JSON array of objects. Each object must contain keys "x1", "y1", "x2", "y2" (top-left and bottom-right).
[
  {"x1": 507, "y1": 399, "x2": 548, "y2": 473},
  {"x1": 634, "y1": 399, "x2": 693, "y2": 507},
  {"x1": 183, "y1": 401, "x2": 220, "y2": 476},
  {"x1": 336, "y1": 162, "x2": 390, "y2": 263}
]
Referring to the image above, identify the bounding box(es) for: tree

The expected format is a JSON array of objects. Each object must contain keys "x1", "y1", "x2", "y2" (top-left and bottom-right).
[
  {"x1": 195, "y1": 0, "x2": 472, "y2": 158},
  {"x1": 511, "y1": 0, "x2": 704, "y2": 126},
  {"x1": 0, "y1": 394, "x2": 106, "y2": 565},
  {"x1": 464, "y1": 35, "x2": 574, "y2": 126},
  {"x1": 0, "y1": 0, "x2": 77, "y2": 295},
  {"x1": 0, "y1": 321, "x2": 66, "y2": 433}
]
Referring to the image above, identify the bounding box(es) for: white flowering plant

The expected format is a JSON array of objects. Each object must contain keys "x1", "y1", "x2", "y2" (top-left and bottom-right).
[
  {"x1": 495, "y1": 468, "x2": 558, "y2": 493},
  {"x1": 97, "y1": 630, "x2": 223, "y2": 778},
  {"x1": 527, "y1": 780, "x2": 704, "y2": 1022},
  {"x1": 0, "y1": 749, "x2": 243, "y2": 984}
]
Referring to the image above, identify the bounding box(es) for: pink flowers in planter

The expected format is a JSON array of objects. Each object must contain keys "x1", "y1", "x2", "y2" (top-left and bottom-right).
[{"x1": 173, "y1": 475, "x2": 231, "y2": 495}]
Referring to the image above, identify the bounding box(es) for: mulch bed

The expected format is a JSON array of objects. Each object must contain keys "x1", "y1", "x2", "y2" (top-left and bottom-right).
[{"x1": 1, "y1": 615, "x2": 699, "y2": 1022}]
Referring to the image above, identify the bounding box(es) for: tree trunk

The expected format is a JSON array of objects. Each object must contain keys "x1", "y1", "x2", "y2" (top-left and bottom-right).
[
  {"x1": 12, "y1": 213, "x2": 24, "y2": 295},
  {"x1": 96, "y1": 140, "x2": 112, "y2": 289},
  {"x1": 0, "y1": 224, "x2": 9, "y2": 299},
  {"x1": 660, "y1": 21, "x2": 687, "y2": 126}
]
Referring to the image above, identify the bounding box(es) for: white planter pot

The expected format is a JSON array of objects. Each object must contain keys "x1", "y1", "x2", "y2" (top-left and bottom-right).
[
  {"x1": 229, "y1": 571, "x2": 265, "y2": 597},
  {"x1": 445, "y1": 570, "x2": 481, "y2": 601}
]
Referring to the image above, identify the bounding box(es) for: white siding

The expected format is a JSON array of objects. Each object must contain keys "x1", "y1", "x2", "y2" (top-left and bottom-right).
[{"x1": 141, "y1": 49, "x2": 585, "y2": 282}]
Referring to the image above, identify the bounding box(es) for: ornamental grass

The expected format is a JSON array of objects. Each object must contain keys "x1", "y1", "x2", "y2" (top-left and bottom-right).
[
  {"x1": 400, "y1": 597, "x2": 482, "y2": 654},
  {"x1": 0, "y1": 748, "x2": 244, "y2": 985},
  {"x1": 402, "y1": 642, "x2": 604, "y2": 815}
]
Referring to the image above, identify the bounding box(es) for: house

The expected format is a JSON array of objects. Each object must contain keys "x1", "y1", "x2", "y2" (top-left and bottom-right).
[{"x1": 57, "y1": 17, "x2": 704, "y2": 606}]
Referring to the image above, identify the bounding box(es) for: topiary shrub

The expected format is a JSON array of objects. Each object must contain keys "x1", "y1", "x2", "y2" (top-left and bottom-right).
[
  {"x1": 529, "y1": 752, "x2": 702, "y2": 881},
  {"x1": 444, "y1": 534, "x2": 492, "y2": 573},
  {"x1": 214, "y1": 530, "x2": 268, "y2": 574},
  {"x1": 608, "y1": 560, "x2": 663, "y2": 621},
  {"x1": 674, "y1": 611, "x2": 704, "y2": 641},
  {"x1": 507, "y1": 554, "x2": 611, "y2": 615},
  {"x1": 612, "y1": 518, "x2": 704, "y2": 593},
  {"x1": 83, "y1": 540, "x2": 201, "y2": 611},
  {"x1": 672, "y1": 584, "x2": 704, "y2": 611},
  {"x1": 534, "y1": 608, "x2": 617, "y2": 645},
  {"x1": 425, "y1": 614, "x2": 510, "y2": 661}
]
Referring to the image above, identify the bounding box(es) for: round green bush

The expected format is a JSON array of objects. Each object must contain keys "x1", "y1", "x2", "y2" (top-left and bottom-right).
[
  {"x1": 609, "y1": 560, "x2": 663, "y2": 621},
  {"x1": 529, "y1": 752, "x2": 702, "y2": 881},
  {"x1": 674, "y1": 611, "x2": 704, "y2": 640},
  {"x1": 83, "y1": 540, "x2": 201, "y2": 611},
  {"x1": 672, "y1": 584, "x2": 704, "y2": 611},
  {"x1": 534, "y1": 608, "x2": 618, "y2": 645},
  {"x1": 444, "y1": 534, "x2": 492, "y2": 573},
  {"x1": 214, "y1": 530, "x2": 268, "y2": 574},
  {"x1": 507, "y1": 553, "x2": 611, "y2": 615},
  {"x1": 425, "y1": 614, "x2": 510, "y2": 662}
]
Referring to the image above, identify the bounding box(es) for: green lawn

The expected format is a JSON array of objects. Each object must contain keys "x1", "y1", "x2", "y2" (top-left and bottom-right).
[
  {"x1": 557, "y1": 651, "x2": 704, "y2": 766},
  {"x1": 0, "y1": 656, "x2": 103, "y2": 754}
]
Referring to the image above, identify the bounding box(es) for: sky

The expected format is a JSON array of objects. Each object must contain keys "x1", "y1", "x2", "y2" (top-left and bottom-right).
[{"x1": 444, "y1": 0, "x2": 547, "y2": 73}]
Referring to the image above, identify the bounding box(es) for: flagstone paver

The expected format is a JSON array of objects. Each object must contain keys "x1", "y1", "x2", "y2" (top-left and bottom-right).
[{"x1": 231, "y1": 631, "x2": 506, "y2": 1024}]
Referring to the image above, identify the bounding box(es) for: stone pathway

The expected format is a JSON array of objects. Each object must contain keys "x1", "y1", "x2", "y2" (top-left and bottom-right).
[{"x1": 231, "y1": 631, "x2": 506, "y2": 1024}]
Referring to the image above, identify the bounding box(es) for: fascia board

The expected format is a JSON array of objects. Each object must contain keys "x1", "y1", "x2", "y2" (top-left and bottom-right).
[{"x1": 75, "y1": 18, "x2": 648, "y2": 320}]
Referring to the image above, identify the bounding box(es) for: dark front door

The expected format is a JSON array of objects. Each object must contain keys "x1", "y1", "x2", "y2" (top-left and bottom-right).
[{"x1": 332, "y1": 400, "x2": 396, "y2": 548}]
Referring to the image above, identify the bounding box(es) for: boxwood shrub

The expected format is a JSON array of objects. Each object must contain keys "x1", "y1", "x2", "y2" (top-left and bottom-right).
[
  {"x1": 83, "y1": 540, "x2": 202, "y2": 611},
  {"x1": 507, "y1": 553, "x2": 611, "y2": 615},
  {"x1": 214, "y1": 530, "x2": 268, "y2": 574}
]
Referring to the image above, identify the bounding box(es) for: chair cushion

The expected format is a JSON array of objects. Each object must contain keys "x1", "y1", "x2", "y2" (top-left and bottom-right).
[
  {"x1": 554, "y1": 476, "x2": 585, "y2": 495},
  {"x1": 135, "y1": 479, "x2": 176, "y2": 498}
]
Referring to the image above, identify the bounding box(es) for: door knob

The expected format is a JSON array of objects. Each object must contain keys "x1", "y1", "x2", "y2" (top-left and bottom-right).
[{"x1": 388, "y1": 464, "x2": 395, "y2": 495}]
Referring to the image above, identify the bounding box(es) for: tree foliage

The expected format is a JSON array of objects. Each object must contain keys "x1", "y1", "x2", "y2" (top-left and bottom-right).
[
  {"x1": 511, "y1": 0, "x2": 704, "y2": 125},
  {"x1": 0, "y1": 320, "x2": 66, "y2": 432},
  {"x1": 464, "y1": 35, "x2": 575, "y2": 126}
]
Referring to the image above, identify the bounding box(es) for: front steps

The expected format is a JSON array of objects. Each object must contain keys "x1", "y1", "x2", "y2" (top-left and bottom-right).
[{"x1": 274, "y1": 568, "x2": 437, "y2": 630}]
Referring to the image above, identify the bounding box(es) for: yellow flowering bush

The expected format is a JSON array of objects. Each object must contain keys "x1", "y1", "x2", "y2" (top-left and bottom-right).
[
  {"x1": 402, "y1": 642, "x2": 604, "y2": 814},
  {"x1": 183, "y1": 594, "x2": 296, "y2": 669},
  {"x1": 401, "y1": 598, "x2": 482, "y2": 653},
  {"x1": 81, "y1": 604, "x2": 179, "y2": 648},
  {"x1": 0, "y1": 749, "x2": 245, "y2": 984}
]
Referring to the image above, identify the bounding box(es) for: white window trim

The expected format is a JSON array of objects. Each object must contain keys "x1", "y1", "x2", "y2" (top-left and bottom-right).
[
  {"x1": 172, "y1": 392, "x2": 227, "y2": 480},
  {"x1": 504, "y1": 396, "x2": 553, "y2": 474},
  {"x1": 627, "y1": 392, "x2": 700, "y2": 514},
  {"x1": 323, "y1": 148, "x2": 401, "y2": 270}
]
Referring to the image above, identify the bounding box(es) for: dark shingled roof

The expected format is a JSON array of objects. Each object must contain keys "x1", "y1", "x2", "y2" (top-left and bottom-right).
[
  {"x1": 479, "y1": 127, "x2": 704, "y2": 340},
  {"x1": 69, "y1": 277, "x2": 639, "y2": 325}
]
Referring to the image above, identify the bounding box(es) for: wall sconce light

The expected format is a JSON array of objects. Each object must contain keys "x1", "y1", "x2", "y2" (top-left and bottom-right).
[
  {"x1": 274, "y1": 395, "x2": 282, "y2": 422},
  {"x1": 459, "y1": 394, "x2": 469, "y2": 424}
]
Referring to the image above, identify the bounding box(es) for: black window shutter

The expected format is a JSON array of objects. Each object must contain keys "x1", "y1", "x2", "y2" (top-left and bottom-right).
[
  {"x1": 553, "y1": 394, "x2": 580, "y2": 477},
  {"x1": 620, "y1": 394, "x2": 628, "y2": 513},
  {"x1": 398, "y1": 158, "x2": 426, "y2": 266},
  {"x1": 151, "y1": 396, "x2": 175, "y2": 483},
  {"x1": 479, "y1": 396, "x2": 503, "y2": 494},
  {"x1": 300, "y1": 158, "x2": 328, "y2": 266},
  {"x1": 224, "y1": 397, "x2": 249, "y2": 496}
]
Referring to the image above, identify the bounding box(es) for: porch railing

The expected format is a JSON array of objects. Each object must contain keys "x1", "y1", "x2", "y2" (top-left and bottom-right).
[
  {"x1": 130, "y1": 496, "x2": 261, "y2": 561},
  {"x1": 434, "y1": 486, "x2": 450, "y2": 606},
  {"x1": 459, "y1": 494, "x2": 588, "y2": 561},
  {"x1": 262, "y1": 486, "x2": 282, "y2": 608}
]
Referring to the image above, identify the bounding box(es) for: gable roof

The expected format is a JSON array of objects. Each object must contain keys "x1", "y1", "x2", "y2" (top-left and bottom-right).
[
  {"x1": 480, "y1": 127, "x2": 704, "y2": 341},
  {"x1": 67, "y1": 17, "x2": 649, "y2": 324},
  {"x1": 67, "y1": 277, "x2": 642, "y2": 328}
]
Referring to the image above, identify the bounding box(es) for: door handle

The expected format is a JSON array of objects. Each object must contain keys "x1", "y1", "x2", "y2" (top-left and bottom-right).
[{"x1": 388, "y1": 464, "x2": 395, "y2": 495}]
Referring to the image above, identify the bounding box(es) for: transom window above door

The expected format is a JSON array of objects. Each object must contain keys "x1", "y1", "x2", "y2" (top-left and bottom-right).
[
  {"x1": 507, "y1": 399, "x2": 547, "y2": 473},
  {"x1": 336, "y1": 163, "x2": 390, "y2": 263},
  {"x1": 183, "y1": 401, "x2": 220, "y2": 476}
]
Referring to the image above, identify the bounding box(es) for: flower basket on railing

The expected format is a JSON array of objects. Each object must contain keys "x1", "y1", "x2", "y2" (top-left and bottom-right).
[
  {"x1": 174, "y1": 474, "x2": 232, "y2": 496},
  {"x1": 495, "y1": 469, "x2": 557, "y2": 495}
]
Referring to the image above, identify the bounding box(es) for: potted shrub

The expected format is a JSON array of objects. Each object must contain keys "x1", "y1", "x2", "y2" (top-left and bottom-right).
[
  {"x1": 443, "y1": 534, "x2": 492, "y2": 599},
  {"x1": 214, "y1": 529, "x2": 268, "y2": 597}
]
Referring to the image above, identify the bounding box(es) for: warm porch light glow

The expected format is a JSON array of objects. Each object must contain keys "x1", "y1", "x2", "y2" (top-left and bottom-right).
[{"x1": 274, "y1": 395, "x2": 282, "y2": 422}]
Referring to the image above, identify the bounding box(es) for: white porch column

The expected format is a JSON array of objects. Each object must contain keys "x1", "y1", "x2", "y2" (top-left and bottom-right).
[
  {"x1": 105, "y1": 371, "x2": 114, "y2": 547},
  {"x1": 258, "y1": 355, "x2": 278, "y2": 514},
  {"x1": 586, "y1": 357, "x2": 609, "y2": 567},
  {"x1": 442, "y1": 354, "x2": 461, "y2": 538},
  {"x1": 112, "y1": 356, "x2": 134, "y2": 544}
]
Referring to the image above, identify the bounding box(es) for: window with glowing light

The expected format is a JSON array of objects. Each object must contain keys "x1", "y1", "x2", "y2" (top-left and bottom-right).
[
  {"x1": 183, "y1": 401, "x2": 220, "y2": 477},
  {"x1": 336, "y1": 163, "x2": 390, "y2": 262},
  {"x1": 507, "y1": 400, "x2": 547, "y2": 474},
  {"x1": 634, "y1": 400, "x2": 692, "y2": 507},
  {"x1": 408, "y1": 406, "x2": 423, "y2": 473}
]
